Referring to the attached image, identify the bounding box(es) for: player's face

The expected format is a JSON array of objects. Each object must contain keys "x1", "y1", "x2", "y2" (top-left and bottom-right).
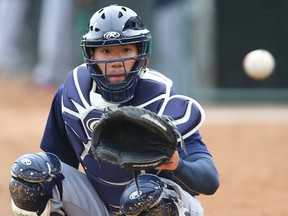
[{"x1": 93, "y1": 44, "x2": 138, "y2": 83}]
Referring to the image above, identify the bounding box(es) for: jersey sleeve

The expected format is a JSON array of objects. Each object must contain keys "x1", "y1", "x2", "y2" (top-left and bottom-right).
[{"x1": 40, "y1": 85, "x2": 79, "y2": 168}]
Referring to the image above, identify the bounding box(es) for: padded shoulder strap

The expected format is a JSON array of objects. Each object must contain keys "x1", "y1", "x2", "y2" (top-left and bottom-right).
[{"x1": 161, "y1": 95, "x2": 205, "y2": 139}]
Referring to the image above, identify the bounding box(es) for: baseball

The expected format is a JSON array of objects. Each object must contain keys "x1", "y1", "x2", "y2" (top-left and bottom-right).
[{"x1": 243, "y1": 49, "x2": 275, "y2": 80}]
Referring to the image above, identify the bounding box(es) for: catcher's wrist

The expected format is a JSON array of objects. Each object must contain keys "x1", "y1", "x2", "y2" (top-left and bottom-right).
[
  {"x1": 172, "y1": 157, "x2": 183, "y2": 174},
  {"x1": 155, "y1": 151, "x2": 179, "y2": 171}
]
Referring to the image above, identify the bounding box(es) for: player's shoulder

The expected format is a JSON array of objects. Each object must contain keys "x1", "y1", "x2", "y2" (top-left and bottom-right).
[
  {"x1": 162, "y1": 94, "x2": 205, "y2": 140},
  {"x1": 63, "y1": 64, "x2": 92, "y2": 94},
  {"x1": 137, "y1": 69, "x2": 205, "y2": 138},
  {"x1": 124, "y1": 69, "x2": 173, "y2": 107},
  {"x1": 62, "y1": 64, "x2": 93, "y2": 110},
  {"x1": 140, "y1": 68, "x2": 173, "y2": 87}
]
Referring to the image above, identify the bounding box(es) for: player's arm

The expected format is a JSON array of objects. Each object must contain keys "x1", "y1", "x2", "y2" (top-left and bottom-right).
[
  {"x1": 158, "y1": 94, "x2": 219, "y2": 195},
  {"x1": 40, "y1": 85, "x2": 79, "y2": 168},
  {"x1": 159, "y1": 134, "x2": 220, "y2": 196},
  {"x1": 173, "y1": 151, "x2": 219, "y2": 195}
]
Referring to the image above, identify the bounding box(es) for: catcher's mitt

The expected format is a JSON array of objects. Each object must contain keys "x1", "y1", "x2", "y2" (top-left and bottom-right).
[{"x1": 91, "y1": 106, "x2": 182, "y2": 170}]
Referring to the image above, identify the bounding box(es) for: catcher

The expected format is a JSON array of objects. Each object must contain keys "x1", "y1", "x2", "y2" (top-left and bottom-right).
[{"x1": 9, "y1": 4, "x2": 219, "y2": 216}]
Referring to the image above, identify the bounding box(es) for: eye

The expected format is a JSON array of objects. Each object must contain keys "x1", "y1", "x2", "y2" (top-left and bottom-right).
[
  {"x1": 101, "y1": 49, "x2": 111, "y2": 54},
  {"x1": 123, "y1": 48, "x2": 131, "y2": 53}
]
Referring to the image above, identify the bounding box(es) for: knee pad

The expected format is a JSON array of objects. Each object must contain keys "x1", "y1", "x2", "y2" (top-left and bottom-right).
[
  {"x1": 120, "y1": 174, "x2": 190, "y2": 216},
  {"x1": 9, "y1": 152, "x2": 64, "y2": 215},
  {"x1": 120, "y1": 174, "x2": 164, "y2": 215},
  {"x1": 11, "y1": 152, "x2": 62, "y2": 182}
]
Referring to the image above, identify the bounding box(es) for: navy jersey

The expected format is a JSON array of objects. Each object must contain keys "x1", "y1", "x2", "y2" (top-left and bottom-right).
[{"x1": 40, "y1": 64, "x2": 210, "y2": 211}]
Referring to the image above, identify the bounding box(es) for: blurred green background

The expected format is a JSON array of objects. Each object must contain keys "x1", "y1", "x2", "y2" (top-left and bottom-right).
[{"x1": 1, "y1": 0, "x2": 288, "y2": 103}]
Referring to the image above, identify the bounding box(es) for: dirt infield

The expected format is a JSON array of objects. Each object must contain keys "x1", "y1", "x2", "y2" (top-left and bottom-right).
[{"x1": 1, "y1": 76, "x2": 288, "y2": 215}]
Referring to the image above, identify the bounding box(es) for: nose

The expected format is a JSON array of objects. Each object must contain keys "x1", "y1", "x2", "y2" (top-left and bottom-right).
[{"x1": 111, "y1": 60, "x2": 123, "y2": 68}]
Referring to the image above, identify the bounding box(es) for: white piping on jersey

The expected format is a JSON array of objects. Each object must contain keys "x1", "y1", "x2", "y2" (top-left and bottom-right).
[
  {"x1": 74, "y1": 67, "x2": 91, "y2": 109},
  {"x1": 62, "y1": 68, "x2": 90, "y2": 118},
  {"x1": 62, "y1": 67, "x2": 117, "y2": 130},
  {"x1": 141, "y1": 70, "x2": 205, "y2": 139},
  {"x1": 172, "y1": 95, "x2": 205, "y2": 140},
  {"x1": 136, "y1": 94, "x2": 168, "y2": 109},
  {"x1": 141, "y1": 69, "x2": 173, "y2": 88},
  {"x1": 81, "y1": 141, "x2": 91, "y2": 161},
  {"x1": 61, "y1": 67, "x2": 106, "y2": 160},
  {"x1": 140, "y1": 69, "x2": 172, "y2": 113}
]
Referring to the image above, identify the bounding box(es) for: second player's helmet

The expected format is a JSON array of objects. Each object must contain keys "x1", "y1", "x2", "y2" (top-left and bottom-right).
[{"x1": 81, "y1": 5, "x2": 152, "y2": 103}]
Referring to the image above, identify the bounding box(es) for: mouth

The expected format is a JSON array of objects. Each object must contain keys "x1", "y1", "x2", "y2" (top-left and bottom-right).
[
  {"x1": 110, "y1": 74, "x2": 125, "y2": 77},
  {"x1": 106, "y1": 74, "x2": 126, "y2": 83}
]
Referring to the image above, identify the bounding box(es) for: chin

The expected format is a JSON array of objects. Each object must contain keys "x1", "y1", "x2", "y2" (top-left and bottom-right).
[{"x1": 108, "y1": 76, "x2": 125, "y2": 83}]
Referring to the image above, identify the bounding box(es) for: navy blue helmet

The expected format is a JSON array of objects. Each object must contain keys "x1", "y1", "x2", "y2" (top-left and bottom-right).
[{"x1": 81, "y1": 5, "x2": 152, "y2": 103}]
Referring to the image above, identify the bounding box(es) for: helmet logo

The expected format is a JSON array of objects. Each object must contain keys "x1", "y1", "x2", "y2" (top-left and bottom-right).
[
  {"x1": 21, "y1": 158, "x2": 32, "y2": 165},
  {"x1": 129, "y1": 190, "x2": 142, "y2": 199},
  {"x1": 103, "y1": 31, "x2": 121, "y2": 39}
]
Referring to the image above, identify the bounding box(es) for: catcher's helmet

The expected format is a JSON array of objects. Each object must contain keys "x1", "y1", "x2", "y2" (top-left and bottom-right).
[{"x1": 81, "y1": 5, "x2": 152, "y2": 103}]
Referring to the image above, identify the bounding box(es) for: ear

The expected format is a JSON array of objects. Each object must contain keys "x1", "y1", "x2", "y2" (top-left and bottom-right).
[{"x1": 88, "y1": 48, "x2": 95, "y2": 59}]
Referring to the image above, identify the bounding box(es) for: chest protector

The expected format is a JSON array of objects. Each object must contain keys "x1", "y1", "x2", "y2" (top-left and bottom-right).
[{"x1": 61, "y1": 65, "x2": 205, "y2": 210}]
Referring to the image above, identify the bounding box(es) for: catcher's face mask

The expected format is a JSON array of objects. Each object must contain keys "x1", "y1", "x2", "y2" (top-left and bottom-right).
[
  {"x1": 92, "y1": 44, "x2": 138, "y2": 84},
  {"x1": 81, "y1": 5, "x2": 152, "y2": 103}
]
